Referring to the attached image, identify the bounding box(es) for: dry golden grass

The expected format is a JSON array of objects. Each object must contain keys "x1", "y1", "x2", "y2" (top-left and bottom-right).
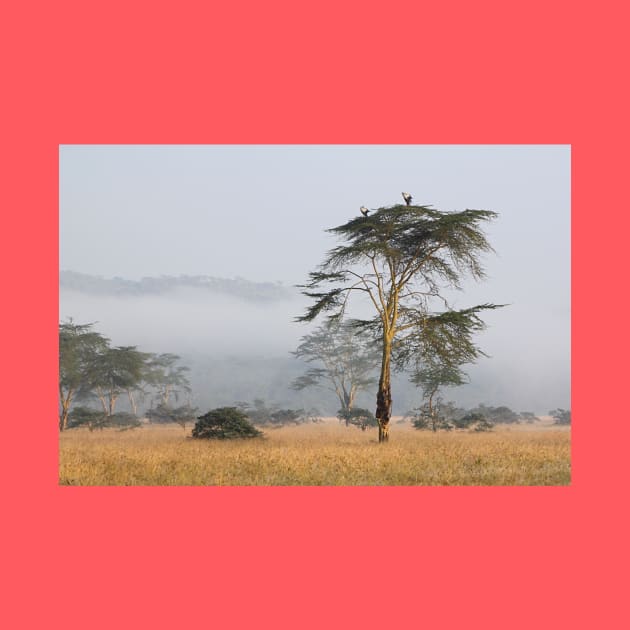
[{"x1": 59, "y1": 420, "x2": 570, "y2": 486}]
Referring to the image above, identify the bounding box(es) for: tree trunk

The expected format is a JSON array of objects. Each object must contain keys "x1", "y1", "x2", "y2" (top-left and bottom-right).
[
  {"x1": 376, "y1": 341, "x2": 392, "y2": 443},
  {"x1": 340, "y1": 389, "x2": 351, "y2": 425},
  {"x1": 161, "y1": 386, "x2": 171, "y2": 406},
  {"x1": 96, "y1": 387, "x2": 109, "y2": 415},
  {"x1": 428, "y1": 392, "x2": 437, "y2": 432},
  {"x1": 127, "y1": 390, "x2": 138, "y2": 416},
  {"x1": 346, "y1": 386, "x2": 357, "y2": 411},
  {"x1": 60, "y1": 399, "x2": 70, "y2": 431},
  {"x1": 59, "y1": 387, "x2": 73, "y2": 431},
  {"x1": 107, "y1": 384, "x2": 118, "y2": 416}
]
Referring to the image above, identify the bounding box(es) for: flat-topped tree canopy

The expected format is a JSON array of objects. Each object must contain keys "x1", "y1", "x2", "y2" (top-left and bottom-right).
[{"x1": 297, "y1": 202, "x2": 503, "y2": 443}]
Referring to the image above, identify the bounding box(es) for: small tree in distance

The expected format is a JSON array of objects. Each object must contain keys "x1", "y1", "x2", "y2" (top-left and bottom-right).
[
  {"x1": 144, "y1": 353, "x2": 192, "y2": 406},
  {"x1": 411, "y1": 359, "x2": 468, "y2": 432},
  {"x1": 292, "y1": 321, "x2": 379, "y2": 412},
  {"x1": 550, "y1": 408, "x2": 571, "y2": 425}
]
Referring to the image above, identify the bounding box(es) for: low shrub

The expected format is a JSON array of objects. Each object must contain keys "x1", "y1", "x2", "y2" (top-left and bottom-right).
[{"x1": 192, "y1": 407, "x2": 264, "y2": 440}]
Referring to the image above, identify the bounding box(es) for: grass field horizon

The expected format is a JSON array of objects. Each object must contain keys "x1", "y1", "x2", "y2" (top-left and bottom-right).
[{"x1": 59, "y1": 418, "x2": 571, "y2": 486}]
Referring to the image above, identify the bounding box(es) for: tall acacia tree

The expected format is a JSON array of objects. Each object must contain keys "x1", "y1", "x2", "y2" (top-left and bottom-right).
[{"x1": 297, "y1": 202, "x2": 502, "y2": 442}]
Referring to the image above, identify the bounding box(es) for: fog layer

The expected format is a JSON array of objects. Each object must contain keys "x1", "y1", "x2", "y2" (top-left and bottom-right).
[{"x1": 60, "y1": 278, "x2": 570, "y2": 414}]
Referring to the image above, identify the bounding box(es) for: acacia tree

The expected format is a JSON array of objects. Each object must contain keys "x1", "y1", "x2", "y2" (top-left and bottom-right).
[
  {"x1": 407, "y1": 303, "x2": 493, "y2": 430},
  {"x1": 291, "y1": 321, "x2": 379, "y2": 413},
  {"x1": 297, "y1": 202, "x2": 502, "y2": 442},
  {"x1": 412, "y1": 361, "x2": 467, "y2": 431},
  {"x1": 81, "y1": 346, "x2": 149, "y2": 416},
  {"x1": 144, "y1": 353, "x2": 191, "y2": 407},
  {"x1": 59, "y1": 320, "x2": 109, "y2": 431},
  {"x1": 550, "y1": 408, "x2": 571, "y2": 425}
]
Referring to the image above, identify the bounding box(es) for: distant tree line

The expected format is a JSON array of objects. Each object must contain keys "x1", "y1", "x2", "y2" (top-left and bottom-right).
[
  {"x1": 59, "y1": 320, "x2": 195, "y2": 431},
  {"x1": 235, "y1": 399, "x2": 322, "y2": 428},
  {"x1": 290, "y1": 322, "x2": 570, "y2": 434},
  {"x1": 60, "y1": 270, "x2": 292, "y2": 302},
  {"x1": 407, "y1": 402, "x2": 571, "y2": 432}
]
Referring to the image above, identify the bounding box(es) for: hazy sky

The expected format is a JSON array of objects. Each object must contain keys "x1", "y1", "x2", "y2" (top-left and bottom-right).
[
  {"x1": 59, "y1": 145, "x2": 569, "y2": 281},
  {"x1": 59, "y1": 145, "x2": 571, "y2": 410}
]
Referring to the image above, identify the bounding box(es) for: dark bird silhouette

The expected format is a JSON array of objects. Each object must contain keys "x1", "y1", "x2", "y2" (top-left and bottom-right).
[
  {"x1": 402, "y1": 192, "x2": 413, "y2": 206},
  {"x1": 360, "y1": 206, "x2": 370, "y2": 217}
]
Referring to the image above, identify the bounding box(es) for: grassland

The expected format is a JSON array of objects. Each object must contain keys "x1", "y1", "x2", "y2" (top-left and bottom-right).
[{"x1": 59, "y1": 420, "x2": 570, "y2": 486}]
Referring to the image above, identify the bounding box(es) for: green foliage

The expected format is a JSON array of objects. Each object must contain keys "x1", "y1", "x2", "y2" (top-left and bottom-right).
[
  {"x1": 397, "y1": 305, "x2": 501, "y2": 371},
  {"x1": 192, "y1": 407, "x2": 264, "y2": 440},
  {"x1": 411, "y1": 401, "x2": 455, "y2": 432},
  {"x1": 550, "y1": 408, "x2": 571, "y2": 425},
  {"x1": 410, "y1": 402, "x2": 538, "y2": 432},
  {"x1": 79, "y1": 345, "x2": 149, "y2": 415},
  {"x1": 236, "y1": 399, "x2": 320, "y2": 427},
  {"x1": 519, "y1": 411, "x2": 539, "y2": 424},
  {"x1": 336, "y1": 407, "x2": 378, "y2": 431},
  {"x1": 59, "y1": 320, "x2": 195, "y2": 431},
  {"x1": 68, "y1": 406, "x2": 142, "y2": 431},
  {"x1": 297, "y1": 204, "x2": 500, "y2": 326},
  {"x1": 146, "y1": 402, "x2": 199, "y2": 428},
  {"x1": 144, "y1": 353, "x2": 191, "y2": 406},
  {"x1": 454, "y1": 412, "x2": 494, "y2": 432},
  {"x1": 472, "y1": 419, "x2": 495, "y2": 432},
  {"x1": 67, "y1": 406, "x2": 106, "y2": 430},
  {"x1": 59, "y1": 320, "x2": 110, "y2": 430},
  {"x1": 469, "y1": 404, "x2": 520, "y2": 424},
  {"x1": 297, "y1": 200, "x2": 502, "y2": 442},
  {"x1": 451, "y1": 411, "x2": 485, "y2": 429},
  {"x1": 411, "y1": 404, "x2": 494, "y2": 432},
  {"x1": 292, "y1": 321, "x2": 379, "y2": 411}
]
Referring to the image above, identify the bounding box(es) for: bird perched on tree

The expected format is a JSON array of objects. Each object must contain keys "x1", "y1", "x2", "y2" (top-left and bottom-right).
[
  {"x1": 402, "y1": 192, "x2": 413, "y2": 206},
  {"x1": 360, "y1": 206, "x2": 370, "y2": 217}
]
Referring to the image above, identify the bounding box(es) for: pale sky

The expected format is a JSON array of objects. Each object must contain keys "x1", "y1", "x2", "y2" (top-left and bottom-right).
[{"x1": 59, "y1": 145, "x2": 571, "y2": 410}]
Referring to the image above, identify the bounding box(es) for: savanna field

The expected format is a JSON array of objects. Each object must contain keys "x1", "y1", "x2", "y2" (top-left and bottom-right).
[{"x1": 59, "y1": 419, "x2": 571, "y2": 486}]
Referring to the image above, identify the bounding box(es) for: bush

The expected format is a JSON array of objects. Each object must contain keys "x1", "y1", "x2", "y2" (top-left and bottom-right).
[
  {"x1": 550, "y1": 408, "x2": 571, "y2": 425},
  {"x1": 68, "y1": 407, "x2": 142, "y2": 431},
  {"x1": 235, "y1": 399, "x2": 320, "y2": 427},
  {"x1": 336, "y1": 407, "x2": 378, "y2": 431},
  {"x1": 411, "y1": 407, "x2": 493, "y2": 432},
  {"x1": 192, "y1": 407, "x2": 264, "y2": 440},
  {"x1": 471, "y1": 418, "x2": 494, "y2": 432},
  {"x1": 451, "y1": 411, "x2": 486, "y2": 430},
  {"x1": 67, "y1": 406, "x2": 106, "y2": 430},
  {"x1": 470, "y1": 405, "x2": 519, "y2": 424}
]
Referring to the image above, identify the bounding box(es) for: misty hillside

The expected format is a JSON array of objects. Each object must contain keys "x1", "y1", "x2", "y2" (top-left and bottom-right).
[
  {"x1": 60, "y1": 270, "x2": 295, "y2": 302},
  {"x1": 59, "y1": 271, "x2": 569, "y2": 415}
]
